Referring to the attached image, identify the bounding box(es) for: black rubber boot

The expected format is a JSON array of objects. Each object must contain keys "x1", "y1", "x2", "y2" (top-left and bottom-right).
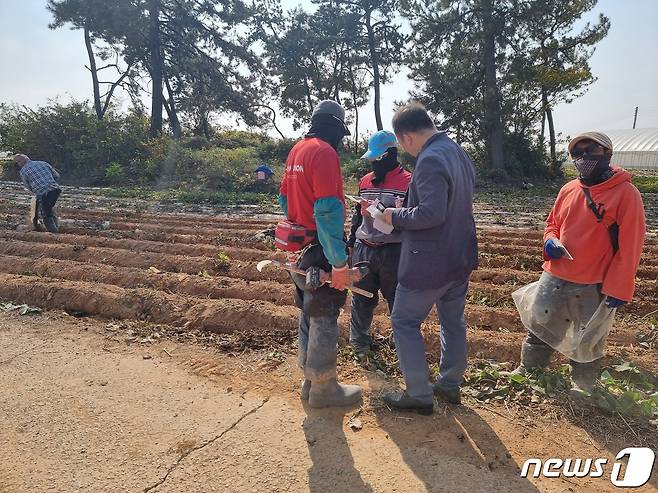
[
  {"x1": 571, "y1": 359, "x2": 601, "y2": 395},
  {"x1": 43, "y1": 215, "x2": 59, "y2": 233},
  {"x1": 433, "y1": 383, "x2": 461, "y2": 404},
  {"x1": 507, "y1": 342, "x2": 553, "y2": 376},
  {"x1": 383, "y1": 390, "x2": 433, "y2": 415}
]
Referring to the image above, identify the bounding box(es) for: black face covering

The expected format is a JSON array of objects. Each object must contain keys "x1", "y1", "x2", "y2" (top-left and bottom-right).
[
  {"x1": 371, "y1": 147, "x2": 399, "y2": 186},
  {"x1": 306, "y1": 113, "x2": 348, "y2": 150},
  {"x1": 575, "y1": 154, "x2": 613, "y2": 186}
]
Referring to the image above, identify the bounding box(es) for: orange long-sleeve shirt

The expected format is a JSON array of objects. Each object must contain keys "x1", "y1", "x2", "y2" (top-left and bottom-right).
[{"x1": 543, "y1": 167, "x2": 646, "y2": 301}]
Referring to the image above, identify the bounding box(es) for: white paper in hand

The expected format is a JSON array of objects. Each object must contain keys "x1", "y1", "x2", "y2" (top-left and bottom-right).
[
  {"x1": 345, "y1": 194, "x2": 362, "y2": 204},
  {"x1": 552, "y1": 238, "x2": 574, "y2": 260},
  {"x1": 367, "y1": 204, "x2": 394, "y2": 234}
]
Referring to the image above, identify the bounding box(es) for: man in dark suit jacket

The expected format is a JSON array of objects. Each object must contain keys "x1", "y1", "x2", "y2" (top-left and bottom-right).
[{"x1": 381, "y1": 103, "x2": 478, "y2": 414}]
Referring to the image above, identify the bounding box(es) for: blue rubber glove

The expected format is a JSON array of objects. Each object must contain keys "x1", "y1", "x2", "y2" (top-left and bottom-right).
[
  {"x1": 606, "y1": 297, "x2": 627, "y2": 309},
  {"x1": 544, "y1": 238, "x2": 564, "y2": 259}
]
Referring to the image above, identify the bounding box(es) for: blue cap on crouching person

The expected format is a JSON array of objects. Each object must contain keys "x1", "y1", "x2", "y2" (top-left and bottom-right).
[{"x1": 361, "y1": 130, "x2": 399, "y2": 160}]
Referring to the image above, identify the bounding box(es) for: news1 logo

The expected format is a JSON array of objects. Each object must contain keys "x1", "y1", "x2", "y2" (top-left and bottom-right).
[{"x1": 520, "y1": 448, "x2": 655, "y2": 488}]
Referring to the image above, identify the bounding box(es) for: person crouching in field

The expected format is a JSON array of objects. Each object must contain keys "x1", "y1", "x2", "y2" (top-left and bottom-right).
[
  {"x1": 14, "y1": 154, "x2": 62, "y2": 233},
  {"x1": 510, "y1": 132, "x2": 646, "y2": 395},
  {"x1": 347, "y1": 130, "x2": 412, "y2": 359}
]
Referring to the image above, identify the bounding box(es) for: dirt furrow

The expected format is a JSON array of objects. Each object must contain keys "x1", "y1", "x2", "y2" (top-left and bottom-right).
[
  {"x1": 478, "y1": 235, "x2": 658, "y2": 260},
  {"x1": 480, "y1": 243, "x2": 658, "y2": 268},
  {"x1": 59, "y1": 226, "x2": 274, "y2": 250},
  {"x1": 0, "y1": 255, "x2": 295, "y2": 305},
  {"x1": 0, "y1": 231, "x2": 283, "y2": 263},
  {"x1": 0, "y1": 203, "x2": 278, "y2": 229},
  {"x1": 480, "y1": 253, "x2": 658, "y2": 282},
  {"x1": 0, "y1": 273, "x2": 298, "y2": 334},
  {"x1": 104, "y1": 221, "x2": 265, "y2": 237},
  {"x1": 0, "y1": 240, "x2": 290, "y2": 283}
]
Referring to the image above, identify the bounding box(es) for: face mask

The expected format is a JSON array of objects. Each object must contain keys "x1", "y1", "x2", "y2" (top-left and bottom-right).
[
  {"x1": 371, "y1": 148, "x2": 399, "y2": 186},
  {"x1": 573, "y1": 154, "x2": 611, "y2": 179}
]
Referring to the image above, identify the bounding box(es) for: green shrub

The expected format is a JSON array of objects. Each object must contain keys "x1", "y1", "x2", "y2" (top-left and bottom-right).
[
  {"x1": 211, "y1": 130, "x2": 271, "y2": 149},
  {"x1": 257, "y1": 138, "x2": 296, "y2": 165},
  {"x1": 105, "y1": 162, "x2": 125, "y2": 183},
  {"x1": 0, "y1": 101, "x2": 149, "y2": 185},
  {"x1": 632, "y1": 175, "x2": 658, "y2": 194},
  {"x1": 0, "y1": 158, "x2": 19, "y2": 181},
  {"x1": 342, "y1": 157, "x2": 371, "y2": 180},
  {"x1": 181, "y1": 135, "x2": 211, "y2": 150},
  {"x1": 196, "y1": 147, "x2": 260, "y2": 190}
]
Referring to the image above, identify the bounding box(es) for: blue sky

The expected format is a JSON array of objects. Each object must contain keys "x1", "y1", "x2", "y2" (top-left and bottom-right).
[{"x1": 1, "y1": 0, "x2": 657, "y2": 140}]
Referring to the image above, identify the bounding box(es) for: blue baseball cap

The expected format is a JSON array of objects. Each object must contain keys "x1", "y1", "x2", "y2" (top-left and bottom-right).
[{"x1": 361, "y1": 130, "x2": 398, "y2": 160}]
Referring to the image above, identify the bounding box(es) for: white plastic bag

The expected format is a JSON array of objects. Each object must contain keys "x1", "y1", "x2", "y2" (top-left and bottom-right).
[{"x1": 512, "y1": 272, "x2": 616, "y2": 363}]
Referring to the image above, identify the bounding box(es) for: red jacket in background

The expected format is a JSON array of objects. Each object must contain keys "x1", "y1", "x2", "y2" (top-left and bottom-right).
[{"x1": 543, "y1": 167, "x2": 646, "y2": 301}]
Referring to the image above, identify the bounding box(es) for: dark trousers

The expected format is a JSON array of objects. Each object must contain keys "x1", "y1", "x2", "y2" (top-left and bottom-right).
[
  {"x1": 292, "y1": 244, "x2": 348, "y2": 381},
  {"x1": 349, "y1": 241, "x2": 401, "y2": 350},
  {"x1": 524, "y1": 331, "x2": 600, "y2": 378},
  {"x1": 37, "y1": 188, "x2": 61, "y2": 232}
]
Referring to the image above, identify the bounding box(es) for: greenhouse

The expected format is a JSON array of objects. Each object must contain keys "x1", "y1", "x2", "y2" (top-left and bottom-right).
[{"x1": 606, "y1": 128, "x2": 658, "y2": 170}]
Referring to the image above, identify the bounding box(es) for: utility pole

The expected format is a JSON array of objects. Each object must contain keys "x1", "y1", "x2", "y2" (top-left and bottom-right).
[{"x1": 633, "y1": 106, "x2": 638, "y2": 129}]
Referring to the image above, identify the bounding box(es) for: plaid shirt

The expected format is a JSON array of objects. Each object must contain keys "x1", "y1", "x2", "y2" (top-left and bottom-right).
[{"x1": 19, "y1": 160, "x2": 61, "y2": 197}]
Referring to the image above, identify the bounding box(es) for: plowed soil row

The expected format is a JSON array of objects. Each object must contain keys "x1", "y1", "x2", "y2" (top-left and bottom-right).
[
  {"x1": 0, "y1": 244, "x2": 652, "y2": 344},
  {"x1": 0, "y1": 272, "x2": 651, "y2": 373},
  {"x1": 3, "y1": 236, "x2": 656, "y2": 310},
  {"x1": 104, "y1": 220, "x2": 265, "y2": 237},
  {"x1": 482, "y1": 242, "x2": 658, "y2": 267},
  {"x1": 1, "y1": 231, "x2": 284, "y2": 263},
  {"x1": 6, "y1": 204, "x2": 658, "y2": 255},
  {"x1": 62, "y1": 226, "x2": 273, "y2": 250},
  {"x1": 0, "y1": 271, "x2": 525, "y2": 352},
  {"x1": 0, "y1": 252, "x2": 546, "y2": 323},
  {"x1": 0, "y1": 240, "x2": 290, "y2": 283},
  {"x1": 0, "y1": 203, "x2": 277, "y2": 229},
  {"x1": 0, "y1": 273, "x2": 298, "y2": 334},
  {"x1": 0, "y1": 254, "x2": 295, "y2": 305},
  {"x1": 480, "y1": 253, "x2": 658, "y2": 281},
  {"x1": 9, "y1": 230, "x2": 658, "y2": 272},
  {"x1": 1, "y1": 195, "x2": 657, "y2": 380}
]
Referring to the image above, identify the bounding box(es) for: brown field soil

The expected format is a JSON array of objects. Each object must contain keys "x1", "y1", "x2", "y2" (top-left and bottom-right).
[{"x1": 1, "y1": 183, "x2": 657, "y2": 492}]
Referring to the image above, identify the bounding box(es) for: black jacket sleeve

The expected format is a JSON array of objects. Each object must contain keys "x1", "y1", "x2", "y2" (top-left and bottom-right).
[{"x1": 347, "y1": 202, "x2": 362, "y2": 247}]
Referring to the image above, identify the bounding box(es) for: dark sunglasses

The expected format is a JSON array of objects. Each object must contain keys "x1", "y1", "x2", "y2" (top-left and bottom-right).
[{"x1": 571, "y1": 142, "x2": 601, "y2": 157}]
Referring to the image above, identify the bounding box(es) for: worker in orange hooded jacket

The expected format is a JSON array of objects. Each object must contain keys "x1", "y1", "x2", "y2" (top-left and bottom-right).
[{"x1": 510, "y1": 132, "x2": 646, "y2": 394}]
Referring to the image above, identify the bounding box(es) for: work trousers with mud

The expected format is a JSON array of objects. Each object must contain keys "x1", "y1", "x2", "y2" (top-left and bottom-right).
[
  {"x1": 350, "y1": 241, "x2": 401, "y2": 351},
  {"x1": 292, "y1": 244, "x2": 347, "y2": 383},
  {"x1": 391, "y1": 278, "x2": 470, "y2": 405},
  {"x1": 520, "y1": 272, "x2": 607, "y2": 379},
  {"x1": 524, "y1": 332, "x2": 601, "y2": 380},
  {"x1": 37, "y1": 188, "x2": 61, "y2": 232}
]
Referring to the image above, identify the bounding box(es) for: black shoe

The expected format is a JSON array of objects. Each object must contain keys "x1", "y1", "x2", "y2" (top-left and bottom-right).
[
  {"x1": 351, "y1": 345, "x2": 372, "y2": 363},
  {"x1": 43, "y1": 215, "x2": 59, "y2": 233},
  {"x1": 383, "y1": 390, "x2": 433, "y2": 415},
  {"x1": 433, "y1": 383, "x2": 461, "y2": 404}
]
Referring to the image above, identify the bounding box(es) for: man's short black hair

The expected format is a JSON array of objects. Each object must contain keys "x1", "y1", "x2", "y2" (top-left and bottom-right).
[{"x1": 392, "y1": 102, "x2": 435, "y2": 135}]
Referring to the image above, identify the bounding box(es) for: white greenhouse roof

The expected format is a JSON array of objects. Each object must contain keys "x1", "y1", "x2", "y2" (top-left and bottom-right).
[{"x1": 604, "y1": 128, "x2": 658, "y2": 153}]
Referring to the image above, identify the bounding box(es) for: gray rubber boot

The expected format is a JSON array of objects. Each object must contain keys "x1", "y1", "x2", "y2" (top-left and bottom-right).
[
  {"x1": 308, "y1": 378, "x2": 362, "y2": 408},
  {"x1": 301, "y1": 379, "x2": 311, "y2": 401},
  {"x1": 507, "y1": 342, "x2": 553, "y2": 375},
  {"x1": 571, "y1": 359, "x2": 601, "y2": 395}
]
